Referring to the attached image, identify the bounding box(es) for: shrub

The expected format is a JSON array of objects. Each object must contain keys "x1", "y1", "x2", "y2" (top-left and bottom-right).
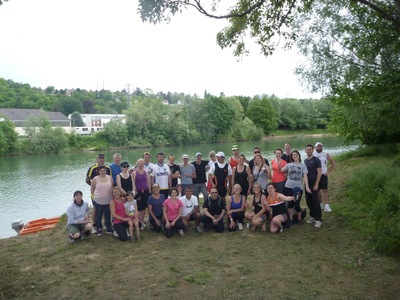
[
  {"x1": 30, "y1": 128, "x2": 68, "y2": 154},
  {"x1": 345, "y1": 162, "x2": 400, "y2": 255}
]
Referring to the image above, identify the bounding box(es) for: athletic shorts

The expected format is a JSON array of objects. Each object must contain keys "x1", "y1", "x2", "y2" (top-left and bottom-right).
[
  {"x1": 67, "y1": 224, "x2": 87, "y2": 235},
  {"x1": 319, "y1": 174, "x2": 328, "y2": 190}
]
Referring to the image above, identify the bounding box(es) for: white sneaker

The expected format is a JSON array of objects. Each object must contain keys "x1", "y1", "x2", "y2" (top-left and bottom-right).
[
  {"x1": 178, "y1": 229, "x2": 184, "y2": 236},
  {"x1": 306, "y1": 217, "x2": 315, "y2": 224},
  {"x1": 195, "y1": 226, "x2": 202, "y2": 233},
  {"x1": 320, "y1": 203, "x2": 324, "y2": 209},
  {"x1": 238, "y1": 223, "x2": 244, "y2": 231},
  {"x1": 91, "y1": 227, "x2": 97, "y2": 234},
  {"x1": 314, "y1": 221, "x2": 322, "y2": 228},
  {"x1": 324, "y1": 204, "x2": 332, "y2": 213}
]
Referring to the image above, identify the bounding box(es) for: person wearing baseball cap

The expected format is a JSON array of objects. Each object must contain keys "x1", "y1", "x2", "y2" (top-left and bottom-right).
[
  {"x1": 179, "y1": 154, "x2": 196, "y2": 194},
  {"x1": 208, "y1": 151, "x2": 233, "y2": 201},
  {"x1": 313, "y1": 142, "x2": 335, "y2": 213},
  {"x1": 191, "y1": 152, "x2": 209, "y2": 200},
  {"x1": 228, "y1": 145, "x2": 240, "y2": 169}
]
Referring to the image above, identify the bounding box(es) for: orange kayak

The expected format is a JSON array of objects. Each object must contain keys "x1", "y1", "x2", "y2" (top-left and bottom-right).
[{"x1": 19, "y1": 217, "x2": 61, "y2": 235}]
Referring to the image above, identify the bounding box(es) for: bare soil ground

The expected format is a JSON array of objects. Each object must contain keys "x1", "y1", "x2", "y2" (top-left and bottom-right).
[{"x1": 1, "y1": 158, "x2": 399, "y2": 299}]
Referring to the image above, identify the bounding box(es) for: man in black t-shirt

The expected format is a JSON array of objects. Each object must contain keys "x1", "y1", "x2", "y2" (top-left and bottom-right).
[
  {"x1": 201, "y1": 188, "x2": 226, "y2": 233},
  {"x1": 304, "y1": 144, "x2": 323, "y2": 228},
  {"x1": 167, "y1": 154, "x2": 180, "y2": 188},
  {"x1": 191, "y1": 152, "x2": 209, "y2": 201}
]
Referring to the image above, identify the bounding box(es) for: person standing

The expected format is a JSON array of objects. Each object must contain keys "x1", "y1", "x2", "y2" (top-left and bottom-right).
[
  {"x1": 304, "y1": 144, "x2": 323, "y2": 228},
  {"x1": 191, "y1": 152, "x2": 209, "y2": 201},
  {"x1": 116, "y1": 161, "x2": 134, "y2": 196},
  {"x1": 109, "y1": 153, "x2": 122, "y2": 186},
  {"x1": 314, "y1": 142, "x2": 336, "y2": 212},
  {"x1": 248, "y1": 147, "x2": 270, "y2": 172},
  {"x1": 271, "y1": 148, "x2": 287, "y2": 194},
  {"x1": 208, "y1": 151, "x2": 232, "y2": 201},
  {"x1": 252, "y1": 154, "x2": 271, "y2": 191},
  {"x1": 132, "y1": 158, "x2": 151, "y2": 229},
  {"x1": 151, "y1": 152, "x2": 172, "y2": 199},
  {"x1": 142, "y1": 151, "x2": 154, "y2": 174},
  {"x1": 167, "y1": 154, "x2": 180, "y2": 188},
  {"x1": 227, "y1": 145, "x2": 240, "y2": 169},
  {"x1": 282, "y1": 143, "x2": 292, "y2": 163},
  {"x1": 90, "y1": 165, "x2": 114, "y2": 236},
  {"x1": 232, "y1": 154, "x2": 252, "y2": 196},
  {"x1": 85, "y1": 153, "x2": 111, "y2": 233},
  {"x1": 179, "y1": 154, "x2": 196, "y2": 194},
  {"x1": 201, "y1": 188, "x2": 226, "y2": 233}
]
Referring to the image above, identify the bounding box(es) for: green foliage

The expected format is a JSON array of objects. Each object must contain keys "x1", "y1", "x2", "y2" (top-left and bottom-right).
[
  {"x1": 67, "y1": 133, "x2": 84, "y2": 150},
  {"x1": 0, "y1": 115, "x2": 18, "y2": 155},
  {"x1": 294, "y1": 0, "x2": 400, "y2": 144},
  {"x1": 70, "y1": 111, "x2": 84, "y2": 127},
  {"x1": 98, "y1": 119, "x2": 128, "y2": 147},
  {"x1": 23, "y1": 109, "x2": 51, "y2": 137},
  {"x1": 246, "y1": 96, "x2": 277, "y2": 134},
  {"x1": 30, "y1": 127, "x2": 68, "y2": 154},
  {"x1": 345, "y1": 161, "x2": 400, "y2": 255}
]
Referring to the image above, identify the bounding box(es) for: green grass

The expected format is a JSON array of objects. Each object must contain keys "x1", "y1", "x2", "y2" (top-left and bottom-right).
[{"x1": 0, "y1": 154, "x2": 400, "y2": 299}]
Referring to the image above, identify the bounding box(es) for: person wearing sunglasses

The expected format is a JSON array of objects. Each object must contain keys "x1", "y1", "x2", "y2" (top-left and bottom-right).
[
  {"x1": 248, "y1": 147, "x2": 270, "y2": 173},
  {"x1": 201, "y1": 188, "x2": 226, "y2": 233},
  {"x1": 116, "y1": 161, "x2": 134, "y2": 196}
]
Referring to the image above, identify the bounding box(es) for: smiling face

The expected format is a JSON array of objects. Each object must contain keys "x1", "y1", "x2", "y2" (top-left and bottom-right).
[
  {"x1": 74, "y1": 192, "x2": 83, "y2": 203},
  {"x1": 266, "y1": 184, "x2": 275, "y2": 195},
  {"x1": 305, "y1": 146, "x2": 314, "y2": 157},
  {"x1": 157, "y1": 154, "x2": 165, "y2": 164},
  {"x1": 233, "y1": 184, "x2": 242, "y2": 195},
  {"x1": 112, "y1": 188, "x2": 121, "y2": 198},
  {"x1": 210, "y1": 188, "x2": 218, "y2": 200}
]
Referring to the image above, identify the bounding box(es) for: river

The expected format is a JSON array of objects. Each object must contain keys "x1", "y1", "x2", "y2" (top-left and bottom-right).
[{"x1": 0, "y1": 136, "x2": 359, "y2": 239}]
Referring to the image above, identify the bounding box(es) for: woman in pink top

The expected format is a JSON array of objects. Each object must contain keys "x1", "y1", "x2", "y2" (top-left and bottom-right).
[
  {"x1": 110, "y1": 187, "x2": 132, "y2": 242},
  {"x1": 271, "y1": 148, "x2": 287, "y2": 194},
  {"x1": 90, "y1": 165, "x2": 113, "y2": 236},
  {"x1": 162, "y1": 187, "x2": 185, "y2": 238}
]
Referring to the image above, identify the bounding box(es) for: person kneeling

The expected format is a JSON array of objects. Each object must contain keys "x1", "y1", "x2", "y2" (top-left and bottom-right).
[
  {"x1": 67, "y1": 190, "x2": 93, "y2": 243},
  {"x1": 163, "y1": 188, "x2": 185, "y2": 238},
  {"x1": 179, "y1": 187, "x2": 202, "y2": 233},
  {"x1": 201, "y1": 188, "x2": 226, "y2": 233}
]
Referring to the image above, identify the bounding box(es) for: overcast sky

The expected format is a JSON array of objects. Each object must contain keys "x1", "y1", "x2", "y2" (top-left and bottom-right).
[{"x1": 0, "y1": 0, "x2": 320, "y2": 99}]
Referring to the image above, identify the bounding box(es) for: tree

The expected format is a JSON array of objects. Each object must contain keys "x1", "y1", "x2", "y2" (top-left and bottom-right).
[
  {"x1": 246, "y1": 96, "x2": 277, "y2": 134},
  {"x1": 70, "y1": 111, "x2": 85, "y2": 127},
  {"x1": 138, "y1": 1, "x2": 400, "y2": 57},
  {"x1": 0, "y1": 115, "x2": 18, "y2": 155},
  {"x1": 24, "y1": 109, "x2": 51, "y2": 137},
  {"x1": 294, "y1": 0, "x2": 400, "y2": 143}
]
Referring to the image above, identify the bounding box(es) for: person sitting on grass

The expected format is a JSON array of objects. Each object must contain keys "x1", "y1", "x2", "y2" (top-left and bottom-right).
[
  {"x1": 179, "y1": 186, "x2": 202, "y2": 233},
  {"x1": 245, "y1": 182, "x2": 268, "y2": 231},
  {"x1": 265, "y1": 183, "x2": 295, "y2": 233},
  {"x1": 201, "y1": 187, "x2": 226, "y2": 233},
  {"x1": 124, "y1": 191, "x2": 141, "y2": 241},
  {"x1": 162, "y1": 187, "x2": 185, "y2": 238},
  {"x1": 227, "y1": 184, "x2": 247, "y2": 231},
  {"x1": 110, "y1": 187, "x2": 135, "y2": 242},
  {"x1": 67, "y1": 190, "x2": 93, "y2": 243}
]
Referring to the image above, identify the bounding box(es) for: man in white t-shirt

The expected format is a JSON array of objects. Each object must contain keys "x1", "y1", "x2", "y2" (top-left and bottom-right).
[
  {"x1": 313, "y1": 142, "x2": 335, "y2": 212},
  {"x1": 208, "y1": 151, "x2": 233, "y2": 201},
  {"x1": 151, "y1": 152, "x2": 171, "y2": 199},
  {"x1": 179, "y1": 186, "x2": 202, "y2": 233}
]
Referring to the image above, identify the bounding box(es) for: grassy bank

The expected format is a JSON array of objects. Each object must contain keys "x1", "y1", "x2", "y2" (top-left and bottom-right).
[{"x1": 1, "y1": 153, "x2": 399, "y2": 299}]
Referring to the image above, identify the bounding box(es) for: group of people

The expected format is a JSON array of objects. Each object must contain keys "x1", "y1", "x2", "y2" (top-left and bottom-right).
[{"x1": 66, "y1": 142, "x2": 335, "y2": 242}]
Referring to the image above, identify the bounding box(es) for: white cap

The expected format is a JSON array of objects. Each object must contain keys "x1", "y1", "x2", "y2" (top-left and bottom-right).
[
  {"x1": 216, "y1": 151, "x2": 225, "y2": 158},
  {"x1": 315, "y1": 142, "x2": 323, "y2": 147}
]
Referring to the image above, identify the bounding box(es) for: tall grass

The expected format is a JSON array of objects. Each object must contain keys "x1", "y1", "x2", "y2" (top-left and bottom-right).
[{"x1": 344, "y1": 160, "x2": 400, "y2": 255}]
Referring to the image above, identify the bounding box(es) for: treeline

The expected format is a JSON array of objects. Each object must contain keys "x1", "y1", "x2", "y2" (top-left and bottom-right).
[{"x1": 0, "y1": 77, "x2": 332, "y2": 153}]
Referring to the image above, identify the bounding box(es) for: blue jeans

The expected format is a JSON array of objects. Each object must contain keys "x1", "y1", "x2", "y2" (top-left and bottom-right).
[{"x1": 94, "y1": 201, "x2": 112, "y2": 232}]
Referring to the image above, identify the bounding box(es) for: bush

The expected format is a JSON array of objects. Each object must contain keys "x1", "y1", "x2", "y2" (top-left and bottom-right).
[
  {"x1": 345, "y1": 162, "x2": 400, "y2": 255},
  {"x1": 30, "y1": 128, "x2": 68, "y2": 154}
]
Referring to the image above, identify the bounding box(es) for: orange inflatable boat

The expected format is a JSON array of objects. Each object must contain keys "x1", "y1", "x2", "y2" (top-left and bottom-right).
[{"x1": 18, "y1": 217, "x2": 61, "y2": 235}]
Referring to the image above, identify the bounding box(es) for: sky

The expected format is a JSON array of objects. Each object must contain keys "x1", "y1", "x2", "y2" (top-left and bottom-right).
[{"x1": 0, "y1": 0, "x2": 320, "y2": 99}]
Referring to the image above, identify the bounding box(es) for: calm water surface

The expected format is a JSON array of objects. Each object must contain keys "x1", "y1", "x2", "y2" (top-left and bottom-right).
[{"x1": 0, "y1": 136, "x2": 359, "y2": 238}]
